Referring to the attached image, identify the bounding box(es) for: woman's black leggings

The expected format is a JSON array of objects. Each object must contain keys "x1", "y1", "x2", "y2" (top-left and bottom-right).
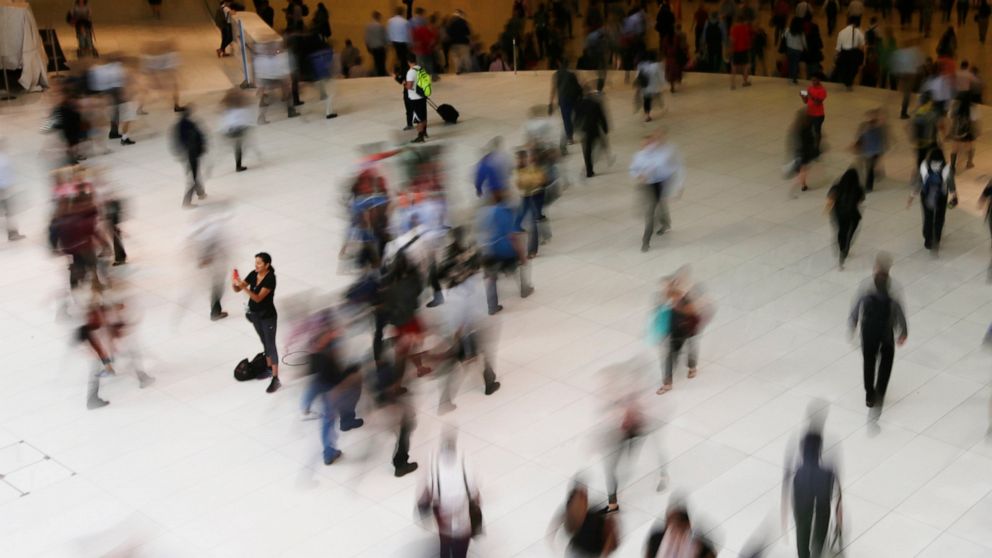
[{"x1": 249, "y1": 314, "x2": 278, "y2": 364}]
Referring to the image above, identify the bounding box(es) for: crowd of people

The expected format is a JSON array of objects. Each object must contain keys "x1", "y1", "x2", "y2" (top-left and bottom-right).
[{"x1": 9, "y1": 0, "x2": 991, "y2": 557}]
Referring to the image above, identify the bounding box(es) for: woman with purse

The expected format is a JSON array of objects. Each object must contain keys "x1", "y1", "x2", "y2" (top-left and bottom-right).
[
  {"x1": 419, "y1": 431, "x2": 481, "y2": 558},
  {"x1": 232, "y1": 252, "x2": 281, "y2": 393}
]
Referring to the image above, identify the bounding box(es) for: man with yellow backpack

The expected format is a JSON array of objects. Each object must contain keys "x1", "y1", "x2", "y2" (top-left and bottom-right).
[{"x1": 404, "y1": 53, "x2": 432, "y2": 143}]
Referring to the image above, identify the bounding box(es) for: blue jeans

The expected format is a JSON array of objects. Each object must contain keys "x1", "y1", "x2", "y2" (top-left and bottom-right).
[
  {"x1": 321, "y1": 389, "x2": 340, "y2": 460},
  {"x1": 787, "y1": 48, "x2": 802, "y2": 82},
  {"x1": 514, "y1": 193, "x2": 545, "y2": 256}
]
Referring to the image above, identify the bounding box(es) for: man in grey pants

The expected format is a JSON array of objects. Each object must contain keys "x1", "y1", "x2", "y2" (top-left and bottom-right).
[{"x1": 629, "y1": 130, "x2": 684, "y2": 253}]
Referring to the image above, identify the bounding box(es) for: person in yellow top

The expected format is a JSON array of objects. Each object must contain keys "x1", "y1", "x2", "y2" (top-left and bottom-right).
[{"x1": 513, "y1": 150, "x2": 547, "y2": 258}]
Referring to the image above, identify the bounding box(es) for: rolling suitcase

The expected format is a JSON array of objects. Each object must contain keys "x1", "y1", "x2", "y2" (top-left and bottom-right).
[{"x1": 427, "y1": 98, "x2": 459, "y2": 124}]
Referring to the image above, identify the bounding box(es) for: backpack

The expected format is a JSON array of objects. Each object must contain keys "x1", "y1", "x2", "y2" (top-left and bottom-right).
[
  {"x1": 234, "y1": 353, "x2": 270, "y2": 381},
  {"x1": 414, "y1": 67, "x2": 432, "y2": 97},
  {"x1": 920, "y1": 168, "x2": 945, "y2": 209}
]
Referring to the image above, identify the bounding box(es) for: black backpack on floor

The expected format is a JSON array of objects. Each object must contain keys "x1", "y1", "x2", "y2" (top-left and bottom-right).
[{"x1": 234, "y1": 353, "x2": 269, "y2": 381}]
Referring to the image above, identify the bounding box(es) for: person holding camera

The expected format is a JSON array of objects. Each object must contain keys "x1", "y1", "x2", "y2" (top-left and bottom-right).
[{"x1": 232, "y1": 252, "x2": 281, "y2": 393}]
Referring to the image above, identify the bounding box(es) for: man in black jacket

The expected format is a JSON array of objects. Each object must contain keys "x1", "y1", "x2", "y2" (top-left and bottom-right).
[
  {"x1": 173, "y1": 106, "x2": 208, "y2": 208},
  {"x1": 849, "y1": 262, "x2": 908, "y2": 413}
]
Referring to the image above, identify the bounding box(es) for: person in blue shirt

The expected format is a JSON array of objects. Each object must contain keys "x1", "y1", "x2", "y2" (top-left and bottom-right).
[
  {"x1": 474, "y1": 137, "x2": 510, "y2": 200},
  {"x1": 477, "y1": 188, "x2": 533, "y2": 314}
]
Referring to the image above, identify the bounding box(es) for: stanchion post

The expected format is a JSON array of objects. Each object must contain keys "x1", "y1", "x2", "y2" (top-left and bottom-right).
[
  {"x1": 0, "y1": 53, "x2": 14, "y2": 101},
  {"x1": 513, "y1": 38, "x2": 517, "y2": 75}
]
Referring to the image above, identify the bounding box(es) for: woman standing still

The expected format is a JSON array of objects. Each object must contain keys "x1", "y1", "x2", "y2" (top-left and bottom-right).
[
  {"x1": 233, "y1": 252, "x2": 281, "y2": 392},
  {"x1": 826, "y1": 169, "x2": 865, "y2": 269}
]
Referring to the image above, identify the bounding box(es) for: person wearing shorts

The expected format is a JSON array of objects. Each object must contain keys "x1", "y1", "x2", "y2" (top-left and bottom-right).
[
  {"x1": 729, "y1": 16, "x2": 752, "y2": 89},
  {"x1": 404, "y1": 54, "x2": 428, "y2": 143}
]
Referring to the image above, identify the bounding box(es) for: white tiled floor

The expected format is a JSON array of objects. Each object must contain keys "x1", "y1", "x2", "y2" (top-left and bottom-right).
[{"x1": 1, "y1": 60, "x2": 991, "y2": 557}]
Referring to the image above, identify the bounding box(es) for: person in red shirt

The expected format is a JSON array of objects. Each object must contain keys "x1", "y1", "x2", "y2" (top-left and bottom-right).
[
  {"x1": 729, "y1": 17, "x2": 753, "y2": 89},
  {"x1": 411, "y1": 9, "x2": 438, "y2": 78},
  {"x1": 803, "y1": 72, "x2": 827, "y2": 151}
]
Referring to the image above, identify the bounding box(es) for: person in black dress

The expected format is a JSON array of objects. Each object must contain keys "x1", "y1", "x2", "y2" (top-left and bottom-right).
[
  {"x1": 826, "y1": 168, "x2": 865, "y2": 269},
  {"x1": 232, "y1": 251, "x2": 281, "y2": 392}
]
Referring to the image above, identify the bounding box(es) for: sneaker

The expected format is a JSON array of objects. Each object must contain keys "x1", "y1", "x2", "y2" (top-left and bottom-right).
[
  {"x1": 600, "y1": 505, "x2": 620, "y2": 514},
  {"x1": 120, "y1": 138, "x2": 136, "y2": 145},
  {"x1": 137, "y1": 373, "x2": 156, "y2": 389},
  {"x1": 484, "y1": 381, "x2": 501, "y2": 396},
  {"x1": 325, "y1": 113, "x2": 339, "y2": 119},
  {"x1": 866, "y1": 394, "x2": 875, "y2": 408},
  {"x1": 210, "y1": 311, "x2": 229, "y2": 321},
  {"x1": 236, "y1": 165, "x2": 247, "y2": 172},
  {"x1": 87, "y1": 397, "x2": 110, "y2": 410},
  {"x1": 266, "y1": 377, "x2": 281, "y2": 393},
  {"x1": 340, "y1": 418, "x2": 364, "y2": 432},
  {"x1": 801, "y1": 184, "x2": 809, "y2": 192},
  {"x1": 394, "y1": 462, "x2": 419, "y2": 477},
  {"x1": 323, "y1": 449, "x2": 342, "y2": 465},
  {"x1": 7, "y1": 232, "x2": 25, "y2": 241}
]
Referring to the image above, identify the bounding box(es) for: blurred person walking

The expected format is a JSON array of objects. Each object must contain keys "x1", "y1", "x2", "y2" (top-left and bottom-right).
[
  {"x1": 446, "y1": 10, "x2": 472, "y2": 74},
  {"x1": 826, "y1": 169, "x2": 865, "y2": 269},
  {"x1": 190, "y1": 204, "x2": 231, "y2": 321},
  {"x1": 781, "y1": 430, "x2": 843, "y2": 558},
  {"x1": 630, "y1": 131, "x2": 684, "y2": 253},
  {"x1": 574, "y1": 86, "x2": 610, "y2": 179},
  {"x1": 0, "y1": 141, "x2": 25, "y2": 242},
  {"x1": 601, "y1": 397, "x2": 666, "y2": 514},
  {"x1": 850, "y1": 263, "x2": 908, "y2": 412},
  {"x1": 220, "y1": 88, "x2": 254, "y2": 173},
  {"x1": 635, "y1": 51, "x2": 665, "y2": 122},
  {"x1": 549, "y1": 59, "x2": 583, "y2": 149},
  {"x1": 214, "y1": 0, "x2": 238, "y2": 57},
  {"x1": 854, "y1": 109, "x2": 888, "y2": 192},
  {"x1": 547, "y1": 484, "x2": 619, "y2": 557},
  {"x1": 803, "y1": 73, "x2": 827, "y2": 152},
  {"x1": 891, "y1": 41, "x2": 923, "y2": 119},
  {"x1": 366, "y1": 11, "x2": 388, "y2": 76},
  {"x1": 657, "y1": 273, "x2": 709, "y2": 394},
  {"x1": 474, "y1": 137, "x2": 511, "y2": 201},
  {"x1": 232, "y1": 252, "x2": 282, "y2": 393},
  {"x1": 514, "y1": 150, "x2": 547, "y2": 259},
  {"x1": 477, "y1": 188, "x2": 533, "y2": 315},
  {"x1": 947, "y1": 96, "x2": 978, "y2": 172},
  {"x1": 782, "y1": 17, "x2": 807, "y2": 84},
  {"x1": 977, "y1": 0, "x2": 992, "y2": 43},
  {"x1": 908, "y1": 148, "x2": 956, "y2": 253},
  {"x1": 644, "y1": 504, "x2": 694, "y2": 556},
  {"x1": 418, "y1": 431, "x2": 483, "y2": 558},
  {"x1": 979, "y1": 181, "x2": 992, "y2": 279},
  {"x1": 172, "y1": 106, "x2": 208, "y2": 208},
  {"x1": 254, "y1": 42, "x2": 300, "y2": 124}
]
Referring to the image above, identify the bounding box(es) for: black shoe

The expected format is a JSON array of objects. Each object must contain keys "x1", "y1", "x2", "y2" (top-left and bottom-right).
[
  {"x1": 108, "y1": 132, "x2": 121, "y2": 139},
  {"x1": 426, "y1": 293, "x2": 444, "y2": 308},
  {"x1": 521, "y1": 286, "x2": 534, "y2": 298},
  {"x1": 484, "y1": 381, "x2": 501, "y2": 396},
  {"x1": 394, "y1": 462, "x2": 419, "y2": 477},
  {"x1": 900, "y1": 113, "x2": 909, "y2": 120},
  {"x1": 586, "y1": 171, "x2": 595, "y2": 178},
  {"x1": 112, "y1": 260, "x2": 126, "y2": 266},
  {"x1": 236, "y1": 165, "x2": 247, "y2": 172},
  {"x1": 293, "y1": 100, "x2": 304, "y2": 107},
  {"x1": 87, "y1": 397, "x2": 110, "y2": 410},
  {"x1": 120, "y1": 138, "x2": 135, "y2": 145},
  {"x1": 174, "y1": 105, "x2": 184, "y2": 112},
  {"x1": 324, "y1": 449, "x2": 342, "y2": 465},
  {"x1": 600, "y1": 505, "x2": 619, "y2": 514},
  {"x1": 866, "y1": 394, "x2": 875, "y2": 408},
  {"x1": 403, "y1": 125, "x2": 414, "y2": 131},
  {"x1": 488, "y1": 305, "x2": 503, "y2": 315},
  {"x1": 288, "y1": 109, "x2": 300, "y2": 118},
  {"x1": 411, "y1": 134, "x2": 426, "y2": 143},
  {"x1": 211, "y1": 311, "x2": 229, "y2": 321},
  {"x1": 325, "y1": 113, "x2": 339, "y2": 119},
  {"x1": 340, "y1": 418, "x2": 364, "y2": 432},
  {"x1": 266, "y1": 377, "x2": 281, "y2": 393},
  {"x1": 801, "y1": 184, "x2": 809, "y2": 191}
]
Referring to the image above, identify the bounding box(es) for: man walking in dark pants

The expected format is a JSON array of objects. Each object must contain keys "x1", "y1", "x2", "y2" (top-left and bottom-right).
[
  {"x1": 172, "y1": 106, "x2": 208, "y2": 208},
  {"x1": 365, "y1": 11, "x2": 388, "y2": 76},
  {"x1": 849, "y1": 263, "x2": 908, "y2": 414},
  {"x1": 782, "y1": 430, "x2": 843, "y2": 558},
  {"x1": 548, "y1": 59, "x2": 582, "y2": 150},
  {"x1": 573, "y1": 86, "x2": 609, "y2": 178}
]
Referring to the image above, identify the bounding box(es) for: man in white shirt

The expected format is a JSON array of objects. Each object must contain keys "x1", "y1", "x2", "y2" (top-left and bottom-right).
[
  {"x1": 630, "y1": 130, "x2": 684, "y2": 252},
  {"x1": 834, "y1": 23, "x2": 865, "y2": 89},
  {"x1": 387, "y1": 7, "x2": 411, "y2": 72},
  {"x1": 0, "y1": 141, "x2": 24, "y2": 242},
  {"x1": 405, "y1": 55, "x2": 429, "y2": 142},
  {"x1": 419, "y1": 431, "x2": 480, "y2": 556}
]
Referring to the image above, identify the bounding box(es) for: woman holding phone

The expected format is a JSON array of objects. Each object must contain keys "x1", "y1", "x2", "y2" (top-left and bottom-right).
[{"x1": 233, "y1": 252, "x2": 281, "y2": 393}]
